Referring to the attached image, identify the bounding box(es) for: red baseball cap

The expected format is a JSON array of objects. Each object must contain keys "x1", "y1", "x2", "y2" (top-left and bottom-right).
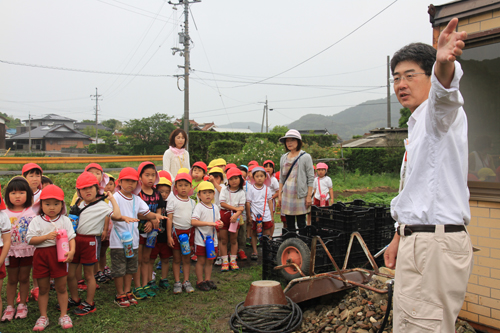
[
  {"x1": 85, "y1": 163, "x2": 103, "y2": 173},
  {"x1": 248, "y1": 161, "x2": 259, "y2": 167},
  {"x1": 158, "y1": 170, "x2": 172, "y2": 181},
  {"x1": 22, "y1": 163, "x2": 43, "y2": 175},
  {"x1": 226, "y1": 168, "x2": 242, "y2": 180},
  {"x1": 316, "y1": 162, "x2": 328, "y2": 170},
  {"x1": 76, "y1": 172, "x2": 99, "y2": 189},
  {"x1": 36, "y1": 184, "x2": 67, "y2": 215},
  {"x1": 119, "y1": 167, "x2": 139, "y2": 181},
  {"x1": 225, "y1": 163, "x2": 237, "y2": 172},
  {"x1": 263, "y1": 160, "x2": 275, "y2": 167},
  {"x1": 0, "y1": 184, "x2": 6, "y2": 210},
  {"x1": 138, "y1": 161, "x2": 160, "y2": 186},
  {"x1": 191, "y1": 161, "x2": 208, "y2": 174}
]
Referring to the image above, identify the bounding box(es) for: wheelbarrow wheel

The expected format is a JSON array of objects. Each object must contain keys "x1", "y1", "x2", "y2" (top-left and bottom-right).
[{"x1": 276, "y1": 238, "x2": 311, "y2": 281}]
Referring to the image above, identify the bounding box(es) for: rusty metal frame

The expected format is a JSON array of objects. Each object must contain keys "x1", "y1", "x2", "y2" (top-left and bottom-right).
[{"x1": 274, "y1": 232, "x2": 394, "y2": 303}]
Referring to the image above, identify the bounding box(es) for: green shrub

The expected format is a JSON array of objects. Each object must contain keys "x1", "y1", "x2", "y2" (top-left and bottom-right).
[
  {"x1": 208, "y1": 140, "x2": 244, "y2": 161},
  {"x1": 343, "y1": 147, "x2": 404, "y2": 174}
]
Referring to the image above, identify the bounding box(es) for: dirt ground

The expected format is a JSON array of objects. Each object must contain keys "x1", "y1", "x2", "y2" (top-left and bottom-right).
[{"x1": 334, "y1": 186, "x2": 398, "y2": 198}]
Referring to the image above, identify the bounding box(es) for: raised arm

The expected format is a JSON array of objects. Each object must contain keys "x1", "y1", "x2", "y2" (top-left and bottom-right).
[{"x1": 435, "y1": 18, "x2": 467, "y2": 88}]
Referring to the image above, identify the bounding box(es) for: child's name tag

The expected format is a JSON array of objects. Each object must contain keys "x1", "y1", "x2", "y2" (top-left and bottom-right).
[{"x1": 89, "y1": 242, "x2": 96, "y2": 246}]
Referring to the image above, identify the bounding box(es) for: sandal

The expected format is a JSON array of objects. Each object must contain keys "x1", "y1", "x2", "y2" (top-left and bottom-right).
[{"x1": 251, "y1": 253, "x2": 258, "y2": 260}]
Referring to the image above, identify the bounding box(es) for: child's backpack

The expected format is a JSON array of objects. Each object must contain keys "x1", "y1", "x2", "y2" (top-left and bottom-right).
[{"x1": 68, "y1": 196, "x2": 106, "y2": 232}]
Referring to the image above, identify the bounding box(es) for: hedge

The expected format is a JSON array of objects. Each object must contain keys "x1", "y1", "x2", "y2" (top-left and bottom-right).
[{"x1": 343, "y1": 147, "x2": 405, "y2": 174}]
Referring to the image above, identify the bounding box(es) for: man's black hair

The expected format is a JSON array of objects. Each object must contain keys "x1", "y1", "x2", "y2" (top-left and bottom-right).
[
  {"x1": 391, "y1": 43, "x2": 437, "y2": 76},
  {"x1": 139, "y1": 164, "x2": 156, "y2": 177}
]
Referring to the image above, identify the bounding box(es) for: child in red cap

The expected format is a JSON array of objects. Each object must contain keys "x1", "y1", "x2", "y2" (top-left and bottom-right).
[
  {"x1": 190, "y1": 162, "x2": 207, "y2": 202},
  {"x1": 66, "y1": 172, "x2": 133, "y2": 316},
  {"x1": 27, "y1": 185, "x2": 76, "y2": 330},
  {"x1": 22, "y1": 163, "x2": 43, "y2": 205},
  {"x1": 166, "y1": 173, "x2": 196, "y2": 294},
  {"x1": 313, "y1": 163, "x2": 333, "y2": 207},
  {"x1": 108, "y1": 167, "x2": 158, "y2": 308},
  {"x1": 136, "y1": 162, "x2": 164, "y2": 300},
  {"x1": 263, "y1": 160, "x2": 280, "y2": 237},
  {"x1": 0, "y1": 184, "x2": 12, "y2": 325}
]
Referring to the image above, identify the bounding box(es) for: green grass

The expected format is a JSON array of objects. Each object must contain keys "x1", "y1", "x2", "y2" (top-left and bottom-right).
[
  {"x1": 0, "y1": 162, "x2": 141, "y2": 172},
  {"x1": 1, "y1": 262, "x2": 262, "y2": 333},
  {"x1": 331, "y1": 170, "x2": 399, "y2": 192}
]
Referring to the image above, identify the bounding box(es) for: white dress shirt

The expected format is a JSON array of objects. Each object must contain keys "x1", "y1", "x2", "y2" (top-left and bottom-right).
[{"x1": 391, "y1": 61, "x2": 470, "y2": 226}]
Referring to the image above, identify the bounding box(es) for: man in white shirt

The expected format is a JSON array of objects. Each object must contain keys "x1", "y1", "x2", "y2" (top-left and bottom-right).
[{"x1": 384, "y1": 18, "x2": 473, "y2": 333}]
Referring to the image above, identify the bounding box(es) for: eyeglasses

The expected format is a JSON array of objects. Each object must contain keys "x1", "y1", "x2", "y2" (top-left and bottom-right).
[{"x1": 392, "y1": 72, "x2": 427, "y2": 85}]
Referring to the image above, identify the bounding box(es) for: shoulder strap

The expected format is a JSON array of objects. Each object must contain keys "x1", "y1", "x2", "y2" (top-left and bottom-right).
[
  {"x1": 79, "y1": 196, "x2": 106, "y2": 215},
  {"x1": 262, "y1": 186, "x2": 268, "y2": 217},
  {"x1": 317, "y1": 177, "x2": 322, "y2": 195},
  {"x1": 283, "y1": 152, "x2": 306, "y2": 185}
]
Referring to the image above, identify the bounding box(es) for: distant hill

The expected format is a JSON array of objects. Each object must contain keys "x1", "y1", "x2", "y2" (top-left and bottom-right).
[
  {"x1": 217, "y1": 122, "x2": 263, "y2": 133},
  {"x1": 287, "y1": 95, "x2": 403, "y2": 140}
]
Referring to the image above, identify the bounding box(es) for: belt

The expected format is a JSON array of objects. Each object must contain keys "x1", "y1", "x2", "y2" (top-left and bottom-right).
[{"x1": 397, "y1": 224, "x2": 465, "y2": 236}]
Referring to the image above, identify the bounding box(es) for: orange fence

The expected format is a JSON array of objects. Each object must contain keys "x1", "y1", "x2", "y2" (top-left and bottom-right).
[{"x1": 0, "y1": 155, "x2": 163, "y2": 164}]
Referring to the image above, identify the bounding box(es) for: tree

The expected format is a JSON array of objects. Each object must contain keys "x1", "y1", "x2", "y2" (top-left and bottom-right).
[
  {"x1": 81, "y1": 119, "x2": 94, "y2": 123},
  {"x1": 398, "y1": 108, "x2": 411, "y2": 128},
  {"x1": 270, "y1": 125, "x2": 288, "y2": 134},
  {"x1": 102, "y1": 119, "x2": 122, "y2": 131},
  {"x1": 122, "y1": 113, "x2": 176, "y2": 152},
  {"x1": 0, "y1": 112, "x2": 22, "y2": 128}
]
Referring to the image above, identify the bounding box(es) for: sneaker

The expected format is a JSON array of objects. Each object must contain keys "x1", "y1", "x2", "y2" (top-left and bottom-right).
[
  {"x1": 74, "y1": 301, "x2": 96, "y2": 316},
  {"x1": 238, "y1": 249, "x2": 248, "y2": 260},
  {"x1": 77, "y1": 279, "x2": 87, "y2": 291},
  {"x1": 206, "y1": 280, "x2": 217, "y2": 290},
  {"x1": 159, "y1": 278, "x2": 170, "y2": 290},
  {"x1": 156, "y1": 261, "x2": 162, "y2": 270},
  {"x1": 56, "y1": 297, "x2": 81, "y2": 311},
  {"x1": 33, "y1": 316, "x2": 49, "y2": 331},
  {"x1": 126, "y1": 292, "x2": 138, "y2": 305},
  {"x1": 31, "y1": 287, "x2": 39, "y2": 301},
  {"x1": 104, "y1": 265, "x2": 111, "y2": 275},
  {"x1": 246, "y1": 237, "x2": 252, "y2": 247},
  {"x1": 114, "y1": 294, "x2": 130, "y2": 307},
  {"x1": 148, "y1": 280, "x2": 159, "y2": 291},
  {"x1": 251, "y1": 253, "x2": 258, "y2": 260},
  {"x1": 95, "y1": 271, "x2": 107, "y2": 283},
  {"x1": 132, "y1": 287, "x2": 147, "y2": 300},
  {"x1": 214, "y1": 257, "x2": 223, "y2": 266},
  {"x1": 143, "y1": 285, "x2": 156, "y2": 298},
  {"x1": 221, "y1": 262, "x2": 229, "y2": 272},
  {"x1": 196, "y1": 281, "x2": 210, "y2": 291},
  {"x1": 173, "y1": 282, "x2": 182, "y2": 294},
  {"x1": 1, "y1": 305, "x2": 15, "y2": 322},
  {"x1": 58, "y1": 314, "x2": 73, "y2": 329},
  {"x1": 191, "y1": 254, "x2": 198, "y2": 262},
  {"x1": 182, "y1": 280, "x2": 194, "y2": 293},
  {"x1": 15, "y1": 303, "x2": 28, "y2": 319},
  {"x1": 230, "y1": 261, "x2": 239, "y2": 271}
]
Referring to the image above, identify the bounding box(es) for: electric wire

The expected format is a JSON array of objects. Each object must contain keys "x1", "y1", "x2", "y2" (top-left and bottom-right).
[
  {"x1": 96, "y1": 0, "x2": 171, "y2": 21},
  {"x1": 226, "y1": 0, "x2": 398, "y2": 88}
]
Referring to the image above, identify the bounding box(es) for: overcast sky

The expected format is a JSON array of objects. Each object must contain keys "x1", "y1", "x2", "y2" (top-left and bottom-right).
[{"x1": 0, "y1": 0, "x2": 449, "y2": 129}]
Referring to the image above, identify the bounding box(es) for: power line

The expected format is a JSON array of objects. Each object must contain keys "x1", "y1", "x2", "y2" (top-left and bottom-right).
[
  {"x1": 227, "y1": 0, "x2": 398, "y2": 88},
  {"x1": 96, "y1": 0, "x2": 171, "y2": 21},
  {"x1": 0, "y1": 59, "x2": 175, "y2": 77}
]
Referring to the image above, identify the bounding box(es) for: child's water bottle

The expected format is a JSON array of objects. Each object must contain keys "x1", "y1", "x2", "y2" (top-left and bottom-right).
[
  {"x1": 228, "y1": 219, "x2": 238, "y2": 233},
  {"x1": 68, "y1": 205, "x2": 79, "y2": 232},
  {"x1": 120, "y1": 230, "x2": 134, "y2": 258},
  {"x1": 145, "y1": 229, "x2": 159, "y2": 249},
  {"x1": 238, "y1": 216, "x2": 244, "y2": 226},
  {"x1": 56, "y1": 229, "x2": 70, "y2": 262},
  {"x1": 320, "y1": 194, "x2": 327, "y2": 207},
  {"x1": 178, "y1": 233, "x2": 191, "y2": 255},
  {"x1": 256, "y1": 214, "x2": 263, "y2": 239},
  {"x1": 205, "y1": 235, "x2": 216, "y2": 259}
]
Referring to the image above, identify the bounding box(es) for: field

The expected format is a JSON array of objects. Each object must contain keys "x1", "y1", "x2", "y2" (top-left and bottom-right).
[{"x1": 0, "y1": 170, "x2": 399, "y2": 332}]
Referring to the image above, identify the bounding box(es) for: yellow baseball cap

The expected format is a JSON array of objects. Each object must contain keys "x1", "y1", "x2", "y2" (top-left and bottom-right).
[
  {"x1": 208, "y1": 167, "x2": 224, "y2": 174},
  {"x1": 157, "y1": 177, "x2": 172, "y2": 187},
  {"x1": 177, "y1": 167, "x2": 190, "y2": 175},
  {"x1": 197, "y1": 181, "x2": 214, "y2": 192}
]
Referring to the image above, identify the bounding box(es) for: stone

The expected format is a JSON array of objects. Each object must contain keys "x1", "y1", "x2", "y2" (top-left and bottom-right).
[
  {"x1": 325, "y1": 327, "x2": 334, "y2": 332},
  {"x1": 370, "y1": 317, "x2": 377, "y2": 323},
  {"x1": 340, "y1": 309, "x2": 350, "y2": 321},
  {"x1": 380, "y1": 305, "x2": 387, "y2": 312},
  {"x1": 365, "y1": 311, "x2": 376, "y2": 318},
  {"x1": 336, "y1": 325, "x2": 345, "y2": 333},
  {"x1": 357, "y1": 330, "x2": 369, "y2": 333}
]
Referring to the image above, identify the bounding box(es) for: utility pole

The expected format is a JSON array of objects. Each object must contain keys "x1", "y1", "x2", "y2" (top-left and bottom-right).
[
  {"x1": 170, "y1": 0, "x2": 201, "y2": 150},
  {"x1": 260, "y1": 97, "x2": 269, "y2": 133},
  {"x1": 91, "y1": 88, "x2": 102, "y2": 153},
  {"x1": 387, "y1": 55, "x2": 391, "y2": 128},
  {"x1": 28, "y1": 111, "x2": 31, "y2": 153}
]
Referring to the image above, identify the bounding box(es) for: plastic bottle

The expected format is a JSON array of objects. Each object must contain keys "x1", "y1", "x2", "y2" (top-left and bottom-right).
[
  {"x1": 120, "y1": 230, "x2": 134, "y2": 258},
  {"x1": 205, "y1": 235, "x2": 216, "y2": 259},
  {"x1": 256, "y1": 214, "x2": 263, "y2": 239},
  {"x1": 178, "y1": 233, "x2": 191, "y2": 255},
  {"x1": 238, "y1": 216, "x2": 244, "y2": 226},
  {"x1": 56, "y1": 229, "x2": 70, "y2": 262},
  {"x1": 145, "y1": 229, "x2": 159, "y2": 249},
  {"x1": 320, "y1": 194, "x2": 327, "y2": 207},
  {"x1": 228, "y1": 220, "x2": 238, "y2": 233},
  {"x1": 68, "y1": 205, "x2": 80, "y2": 232}
]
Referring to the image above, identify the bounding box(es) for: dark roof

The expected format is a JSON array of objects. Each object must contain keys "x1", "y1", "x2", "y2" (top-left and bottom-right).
[
  {"x1": 22, "y1": 113, "x2": 76, "y2": 123},
  {"x1": 7, "y1": 124, "x2": 91, "y2": 140},
  {"x1": 74, "y1": 122, "x2": 112, "y2": 131},
  {"x1": 297, "y1": 129, "x2": 331, "y2": 135},
  {"x1": 429, "y1": 0, "x2": 500, "y2": 26}
]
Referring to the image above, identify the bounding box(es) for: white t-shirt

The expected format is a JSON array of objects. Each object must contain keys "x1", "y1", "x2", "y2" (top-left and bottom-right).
[
  {"x1": 166, "y1": 194, "x2": 195, "y2": 230},
  {"x1": 109, "y1": 191, "x2": 150, "y2": 250},
  {"x1": 33, "y1": 189, "x2": 41, "y2": 206},
  {"x1": 26, "y1": 214, "x2": 76, "y2": 248},
  {"x1": 213, "y1": 184, "x2": 225, "y2": 210},
  {"x1": 192, "y1": 202, "x2": 220, "y2": 247},
  {"x1": 77, "y1": 200, "x2": 113, "y2": 236},
  {"x1": 269, "y1": 176, "x2": 279, "y2": 195},
  {"x1": 219, "y1": 187, "x2": 246, "y2": 210},
  {"x1": 0, "y1": 211, "x2": 11, "y2": 247},
  {"x1": 246, "y1": 184, "x2": 273, "y2": 222},
  {"x1": 313, "y1": 176, "x2": 333, "y2": 200}
]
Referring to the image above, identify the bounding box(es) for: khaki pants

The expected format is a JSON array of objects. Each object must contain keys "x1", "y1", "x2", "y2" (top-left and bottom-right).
[{"x1": 393, "y1": 225, "x2": 473, "y2": 333}]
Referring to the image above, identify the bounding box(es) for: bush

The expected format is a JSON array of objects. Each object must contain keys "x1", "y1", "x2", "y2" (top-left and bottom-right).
[
  {"x1": 343, "y1": 147, "x2": 404, "y2": 174},
  {"x1": 220, "y1": 137, "x2": 285, "y2": 168},
  {"x1": 208, "y1": 140, "x2": 244, "y2": 161}
]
